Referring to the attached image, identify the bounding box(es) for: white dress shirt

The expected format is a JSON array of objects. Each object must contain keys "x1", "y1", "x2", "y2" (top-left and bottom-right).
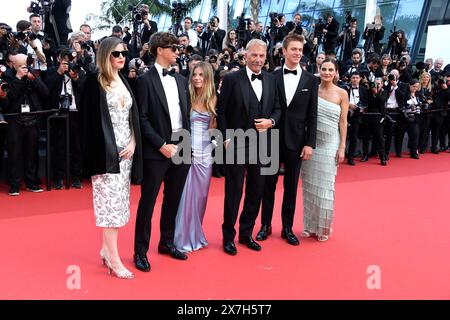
[
  {"x1": 283, "y1": 64, "x2": 302, "y2": 107},
  {"x1": 246, "y1": 66, "x2": 262, "y2": 101},
  {"x1": 386, "y1": 86, "x2": 399, "y2": 110},
  {"x1": 187, "y1": 28, "x2": 198, "y2": 48},
  {"x1": 349, "y1": 86, "x2": 360, "y2": 106},
  {"x1": 155, "y1": 62, "x2": 183, "y2": 131}
]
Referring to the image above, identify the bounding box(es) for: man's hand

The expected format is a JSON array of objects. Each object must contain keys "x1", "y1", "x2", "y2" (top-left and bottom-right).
[
  {"x1": 159, "y1": 144, "x2": 178, "y2": 159},
  {"x1": 254, "y1": 118, "x2": 273, "y2": 132},
  {"x1": 300, "y1": 146, "x2": 313, "y2": 161},
  {"x1": 16, "y1": 66, "x2": 29, "y2": 80},
  {"x1": 69, "y1": 70, "x2": 79, "y2": 81}
]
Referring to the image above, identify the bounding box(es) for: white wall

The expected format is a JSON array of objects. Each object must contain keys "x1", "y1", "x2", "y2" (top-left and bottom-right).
[{"x1": 425, "y1": 24, "x2": 450, "y2": 65}]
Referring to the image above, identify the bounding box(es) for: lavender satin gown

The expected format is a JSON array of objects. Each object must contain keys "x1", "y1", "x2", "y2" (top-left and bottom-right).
[{"x1": 174, "y1": 110, "x2": 214, "y2": 252}]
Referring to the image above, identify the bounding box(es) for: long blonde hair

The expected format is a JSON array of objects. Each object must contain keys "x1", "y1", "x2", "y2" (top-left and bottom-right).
[
  {"x1": 97, "y1": 36, "x2": 124, "y2": 91},
  {"x1": 189, "y1": 62, "x2": 217, "y2": 116},
  {"x1": 419, "y1": 72, "x2": 432, "y2": 92}
]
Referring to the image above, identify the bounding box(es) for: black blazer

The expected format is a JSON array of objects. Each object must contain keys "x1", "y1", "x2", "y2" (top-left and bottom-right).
[
  {"x1": 79, "y1": 73, "x2": 143, "y2": 182},
  {"x1": 135, "y1": 66, "x2": 191, "y2": 160},
  {"x1": 274, "y1": 68, "x2": 318, "y2": 151},
  {"x1": 218, "y1": 68, "x2": 281, "y2": 140}
]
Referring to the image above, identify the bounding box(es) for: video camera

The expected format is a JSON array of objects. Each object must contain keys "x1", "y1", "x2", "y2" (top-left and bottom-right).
[
  {"x1": 172, "y1": 2, "x2": 188, "y2": 24},
  {"x1": 236, "y1": 12, "x2": 251, "y2": 46},
  {"x1": 314, "y1": 17, "x2": 327, "y2": 36},
  {"x1": 269, "y1": 12, "x2": 280, "y2": 27},
  {"x1": 128, "y1": 4, "x2": 148, "y2": 23},
  {"x1": 343, "y1": 11, "x2": 354, "y2": 30}
]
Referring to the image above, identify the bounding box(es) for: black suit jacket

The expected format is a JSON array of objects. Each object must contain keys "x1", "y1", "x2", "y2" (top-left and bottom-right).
[
  {"x1": 201, "y1": 28, "x2": 226, "y2": 52},
  {"x1": 135, "y1": 66, "x2": 191, "y2": 160},
  {"x1": 346, "y1": 85, "x2": 369, "y2": 108},
  {"x1": 274, "y1": 68, "x2": 318, "y2": 151},
  {"x1": 324, "y1": 19, "x2": 340, "y2": 47},
  {"x1": 79, "y1": 73, "x2": 143, "y2": 182},
  {"x1": 218, "y1": 69, "x2": 281, "y2": 141}
]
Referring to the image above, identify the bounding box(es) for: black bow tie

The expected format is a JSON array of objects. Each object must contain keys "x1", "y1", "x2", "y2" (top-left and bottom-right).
[
  {"x1": 284, "y1": 68, "x2": 298, "y2": 75},
  {"x1": 251, "y1": 73, "x2": 263, "y2": 81},
  {"x1": 162, "y1": 68, "x2": 176, "y2": 77},
  {"x1": 352, "y1": 87, "x2": 359, "y2": 90}
]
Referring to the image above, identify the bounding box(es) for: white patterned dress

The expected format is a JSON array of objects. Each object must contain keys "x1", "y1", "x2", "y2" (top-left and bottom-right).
[
  {"x1": 92, "y1": 87, "x2": 133, "y2": 228},
  {"x1": 301, "y1": 97, "x2": 342, "y2": 237}
]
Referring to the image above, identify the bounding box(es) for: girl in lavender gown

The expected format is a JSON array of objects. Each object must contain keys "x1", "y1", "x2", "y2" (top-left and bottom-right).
[{"x1": 174, "y1": 62, "x2": 217, "y2": 252}]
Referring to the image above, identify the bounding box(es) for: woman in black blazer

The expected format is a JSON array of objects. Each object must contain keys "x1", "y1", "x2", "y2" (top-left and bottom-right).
[{"x1": 79, "y1": 36, "x2": 142, "y2": 279}]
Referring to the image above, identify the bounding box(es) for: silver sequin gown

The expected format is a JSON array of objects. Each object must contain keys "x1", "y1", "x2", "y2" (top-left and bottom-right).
[
  {"x1": 301, "y1": 97, "x2": 341, "y2": 237},
  {"x1": 92, "y1": 88, "x2": 133, "y2": 228}
]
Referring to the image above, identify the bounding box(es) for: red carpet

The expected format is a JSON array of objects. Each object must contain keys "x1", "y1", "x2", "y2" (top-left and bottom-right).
[{"x1": 1, "y1": 152, "x2": 450, "y2": 300}]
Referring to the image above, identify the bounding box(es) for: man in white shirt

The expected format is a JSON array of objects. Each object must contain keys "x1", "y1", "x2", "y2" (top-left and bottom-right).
[
  {"x1": 184, "y1": 17, "x2": 198, "y2": 47},
  {"x1": 258, "y1": 33, "x2": 318, "y2": 246}
]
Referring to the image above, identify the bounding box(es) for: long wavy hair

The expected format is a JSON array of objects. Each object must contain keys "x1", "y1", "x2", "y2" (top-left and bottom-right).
[
  {"x1": 419, "y1": 72, "x2": 432, "y2": 92},
  {"x1": 189, "y1": 62, "x2": 217, "y2": 116},
  {"x1": 96, "y1": 36, "x2": 124, "y2": 91}
]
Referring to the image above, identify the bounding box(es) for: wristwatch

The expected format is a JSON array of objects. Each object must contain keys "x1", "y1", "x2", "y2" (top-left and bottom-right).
[{"x1": 270, "y1": 118, "x2": 275, "y2": 128}]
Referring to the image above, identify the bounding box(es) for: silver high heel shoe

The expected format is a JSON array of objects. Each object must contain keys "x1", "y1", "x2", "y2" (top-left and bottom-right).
[
  {"x1": 104, "y1": 258, "x2": 135, "y2": 279},
  {"x1": 100, "y1": 251, "x2": 107, "y2": 267}
]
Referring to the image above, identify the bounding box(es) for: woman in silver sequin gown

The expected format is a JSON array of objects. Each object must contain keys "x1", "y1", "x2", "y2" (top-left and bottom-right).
[
  {"x1": 301, "y1": 59, "x2": 349, "y2": 242},
  {"x1": 174, "y1": 62, "x2": 217, "y2": 253}
]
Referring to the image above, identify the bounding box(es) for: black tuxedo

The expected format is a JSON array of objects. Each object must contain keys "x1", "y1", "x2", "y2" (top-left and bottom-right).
[
  {"x1": 218, "y1": 68, "x2": 281, "y2": 241},
  {"x1": 134, "y1": 66, "x2": 191, "y2": 255},
  {"x1": 346, "y1": 85, "x2": 369, "y2": 159},
  {"x1": 261, "y1": 68, "x2": 318, "y2": 230},
  {"x1": 201, "y1": 28, "x2": 226, "y2": 52}
]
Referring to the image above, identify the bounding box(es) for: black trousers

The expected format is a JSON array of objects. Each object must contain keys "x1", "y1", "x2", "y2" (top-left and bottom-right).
[
  {"x1": 439, "y1": 115, "x2": 450, "y2": 148},
  {"x1": 134, "y1": 159, "x2": 190, "y2": 255},
  {"x1": 384, "y1": 114, "x2": 399, "y2": 155},
  {"x1": 261, "y1": 149, "x2": 303, "y2": 230},
  {"x1": 419, "y1": 113, "x2": 444, "y2": 151},
  {"x1": 6, "y1": 119, "x2": 39, "y2": 187},
  {"x1": 395, "y1": 116, "x2": 419, "y2": 155},
  {"x1": 362, "y1": 117, "x2": 385, "y2": 159},
  {"x1": 347, "y1": 115, "x2": 361, "y2": 159},
  {"x1": 222, "y1": 160, "x2": 265, "y2": 242},
  {"x1": 50, "y1": 114, "x2": 82, "y2": 180},
  {"x1": 0, "y1": 126, "x2": 5, "y2": 179}
]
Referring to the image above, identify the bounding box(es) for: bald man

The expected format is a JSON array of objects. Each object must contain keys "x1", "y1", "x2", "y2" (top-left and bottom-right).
[{"x1": 3, "y1": 53, "x2": 48, "y2": 196}]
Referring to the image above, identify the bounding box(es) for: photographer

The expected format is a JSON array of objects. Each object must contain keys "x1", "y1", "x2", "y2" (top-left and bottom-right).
[
  {"x1": 45, "y1": 47, "x2": 86, "y2": 189},
  {"x1": 3, "y1": 53, "x2": 48, "y2": 195},
  {"x1": 15, "y1": 20, "x2": 47, "y2": 70},
  {"x1": 386, "y1": 29, "x2": 407, "y2": 63},
  {"x1": 201, "y1": 16, "x2": 226, "y2": 52},
  {"x1": 346, "y1": 71, "x2": 368, "y2": 165},
  {"x1": 323, "y1": 13, "x2": 340, "y2": 53},
  {"x1": 418, "y1": 72, "x2": 439, "y2": 154},
  {"x1": 363, "y1": 15, "x2": 385, "y2": 61},
  {"x1": 0, "y1": 64, "x2": 8, "y2": 177},
  {"x1": 396, "y1": 79, "x2": 421, "y2": 159},
  {"x1": 337, "y1": 14, "x2": 360, "y2": 62},
  {"x1": 177, "y1": 33, "x2": 191, "y2": 71},
  {"x1": 430, "y1": 58, "x2": 444, "y2": 84},
  {"x1": 343, "y1": 49, "x2": 363, "y2": 81},
  {"x1": 362, "y1": 78, "x2": 388, "y2": 165},
  {"x1": 286, "y1": 13, "x2": 303, "y2": 36},
  {"x1": 437, "y1": 75, "x2": 450, "y2": 152},
  {"x1": 384, "y1": 72, "x2": 405, "y2": 158},
  {"x1": 184, "y1": 17, "x2": 198, "y2": 47},
  {"x1": 68, "y1": 31, "x2": 96, "y2": 75}
]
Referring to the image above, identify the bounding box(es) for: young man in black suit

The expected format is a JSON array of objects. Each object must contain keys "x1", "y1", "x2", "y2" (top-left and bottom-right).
[
  {"x1": 134, "y1": 32, "x2": 191, "y2": 271},
  {"x1": 257, "y1": 34, "x2": 318, "y2": 245},
  {"x1": 218, "y1": 39, "x2": 281, "y2": 255}
]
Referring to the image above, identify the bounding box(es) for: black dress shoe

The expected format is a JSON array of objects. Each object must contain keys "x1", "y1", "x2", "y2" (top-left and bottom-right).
[
  {"x1": 281, "y1": 228, "x2": 300, "y2": 246},
  {"x1": 134, "y1": 254, "x2": 151, "y2": 272},
  {"x1": 381, "y1": 159, "x2": 387, "y2": 166},
  {"x1": 255, "y1": 225, "x2": 272, "y2": 241},
  {"x1": 431, "y1": 148, "x2": 439, "y2": 154},
  {"x1": 410, "y1": 153, "x2": 419, "y2": 159},
  {"x1": 158, "y1": 243, "x2": 188, "y2": 260},
  {"x1": 347, "y1": 158, "x2": 355, "y2": 166},
  {"x1": 53, "y1": 178, "x2": 63, "y2": 190},
  {"x1": 223, "y1": 241, "x2": 237, "y2": 255},
  {"x1": 395, "y1": 153, "x2": 402, "y2": 158},
  {"x1": 238, "y1": 236, "x2": 261, "y2": 251},
  {"x1": 360, "y1": 155, "x2": 369, "y2": 162}
]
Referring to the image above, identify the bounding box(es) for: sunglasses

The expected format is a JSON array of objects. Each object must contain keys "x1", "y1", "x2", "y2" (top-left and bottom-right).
[
  {"x1": 162, "y1": 45, "x2": 181, "y2": 52},
  {"x1": 111, "y1": 50, "x2": 128, "y2": 58}
]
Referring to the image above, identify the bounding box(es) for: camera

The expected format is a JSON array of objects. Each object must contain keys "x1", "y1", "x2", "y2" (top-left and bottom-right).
[
  {"x1": 128, "y1": 4, "x2": 147, "y2": 23},
  {"x1": 59, "y1": 92, "x2": 72, "y2": 111},
  {"x1": 223, "y1": 53, "x2": 229, "y2": 60},
  {"x1": 343, "y1": 11, "x2": 354, "y2": 29},
  {"x1": 0, "y1": 79, "x2": 10, "y2": 94},
  {"x1": 209, "y1": 55, "x2": 218, "y2": 64},
  {"x1": 172, "y1": 2, "x2": 188, "y2": 24},
  {"x1": 237, "y1": 53, "x2": 245, "y2": 61},
  {"x1": 381, "y1": 114, "x2": 396, "y2": 125},
  {"x1": 314, "y1": 17, "x2": 327, "y2": 36},
  {"x1": 269, "y1": 12, "x2": 279, "y2": 25}
]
